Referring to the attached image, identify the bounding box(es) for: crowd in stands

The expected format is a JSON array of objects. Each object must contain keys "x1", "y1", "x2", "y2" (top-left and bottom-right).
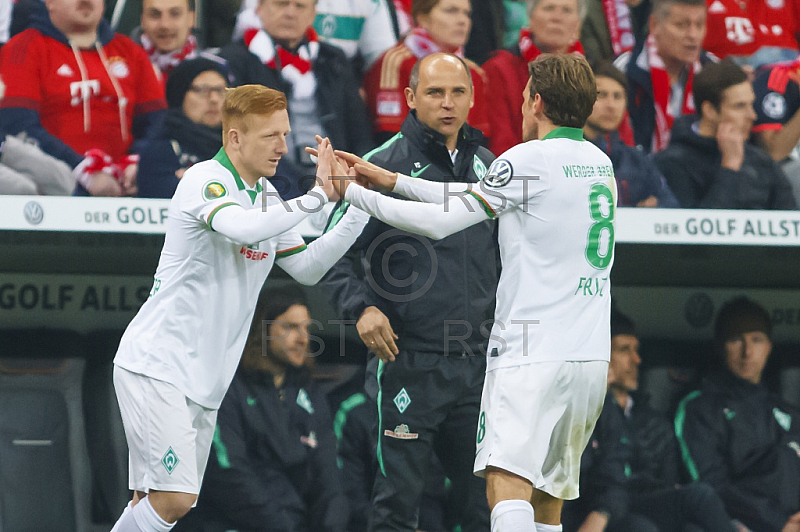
[
  {"x1": 1, "y1": 0, "x2": 799, "y2": 530},
  {"x1": 0, "y1": 0, "x2": 797, "y2": 207}
]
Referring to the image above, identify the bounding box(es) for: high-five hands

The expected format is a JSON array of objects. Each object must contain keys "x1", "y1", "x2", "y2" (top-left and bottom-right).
[
  {"x1": 308, "y1": 136, "x2": 355, "y2": 201},
  {"x1": 307, "y1": 136, "x2": 400, "y2": 195},
  {"x1": 334, "y1": 150, "x2": 399, "y2": 192}
]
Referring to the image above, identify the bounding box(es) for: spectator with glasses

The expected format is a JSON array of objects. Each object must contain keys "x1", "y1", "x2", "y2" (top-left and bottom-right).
[{"x1": 137, "y1": 57, "x2": 228, "y2": 198}]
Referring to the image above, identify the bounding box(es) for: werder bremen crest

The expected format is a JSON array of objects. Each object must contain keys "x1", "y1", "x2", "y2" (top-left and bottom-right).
[
  {"x1": 162, "y1": 447, "x2": 179, "y2": 475},
  {"x1": 393, "y1": 388, "x2": 411, "y2": 413}
]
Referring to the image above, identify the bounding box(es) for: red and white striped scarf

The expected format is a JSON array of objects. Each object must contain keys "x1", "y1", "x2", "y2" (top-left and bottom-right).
[
  {"x1": 601, "y1": 0, "x2": 635, "y2": 56},
  {"x1": 141, "y1": 34, "x2": 198, "y2": 77},
  {"x1": 244, "y1": 27, "x2": 320, "y2": 99},
  {"x1": 518, "y1": 29, "x2": 584, "y2": 63},
  {"x1": 404, "y1": 27, "x2": 464, "y2": 58},
  {"x1": 646, "y1": 35, "x2": 700, "y2": 152}
]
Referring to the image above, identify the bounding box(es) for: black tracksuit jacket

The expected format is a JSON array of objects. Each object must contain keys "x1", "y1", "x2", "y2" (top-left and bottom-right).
[
  {"x1": 181, "y1": 367, "x2": 348, "y2": 532},
  {"x1": 321, "y1": 111, "x2": 498, "y2": 356},
  {"x1": 675, "y1": 370, "x2": 800, "y2": 531},
  {"x1": 569, "y1": 391, "x2": 680, "y2": 521}
]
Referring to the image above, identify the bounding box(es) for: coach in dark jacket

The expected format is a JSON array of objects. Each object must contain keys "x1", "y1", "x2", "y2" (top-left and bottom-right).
[
  {"x1": 675, "y1": 297, "x2": 800, "y2": 532},
  {"x1": 321, "y1": 54, "x2": 496, "y2": 532},
  {"x1": 219, "y1": 3, "x2": 372, "y2": 198},
  {"x1": 137, "y1": 57, "x2": 227, "y2": 198},
  {"x1": 323, "y1": 108, "x2": 497, "y2": 356},
  {"x1": 175, "y1": 285, "x2": 348, "y2": 532},
  {"x1": 653, "y1": 60, "x2": 797, "y2": 210}
]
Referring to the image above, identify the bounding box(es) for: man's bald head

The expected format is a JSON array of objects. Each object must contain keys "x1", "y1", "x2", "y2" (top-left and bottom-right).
[
  {"x1": 409, "y1": 53, "x2": 473, "y2": 93},
  {"x1": 404, "y1": 52, "x2": 475, "y2": 149}
]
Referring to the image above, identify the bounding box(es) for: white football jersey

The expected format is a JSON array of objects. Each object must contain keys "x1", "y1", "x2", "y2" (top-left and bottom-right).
[
  {"x1": 114, "y1": 149, "x2": 307, "y2": 409},
  {"x1": 470, "y1": 127, "x2": 617, "y2": 371}
]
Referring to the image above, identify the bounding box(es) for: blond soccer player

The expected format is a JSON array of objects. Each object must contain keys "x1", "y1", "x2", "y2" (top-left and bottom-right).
[{"x1": 110, "y1": 85, "x2": 368, "y2": 532}]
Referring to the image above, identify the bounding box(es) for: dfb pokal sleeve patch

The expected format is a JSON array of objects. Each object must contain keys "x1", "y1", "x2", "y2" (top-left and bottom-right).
[
  {"x1": 483, "y1": 159, "x2": 514, "y2": 188},
  {"x1": 203, "y1": 181, "x2": 228, "y2": 201}
]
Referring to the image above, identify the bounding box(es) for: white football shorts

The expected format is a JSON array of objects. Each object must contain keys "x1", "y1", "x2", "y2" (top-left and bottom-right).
[
  {"x1": 114, "y1": 365, "x2": 217, "y2": 494},
  {"x1": 473, "y1": 360, "x2": 608, "y2": 500}
]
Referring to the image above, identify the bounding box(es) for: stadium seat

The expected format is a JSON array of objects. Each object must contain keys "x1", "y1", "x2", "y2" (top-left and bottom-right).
[{"x1": 0, "y1": 356, "x2": 91, "y2": 532}]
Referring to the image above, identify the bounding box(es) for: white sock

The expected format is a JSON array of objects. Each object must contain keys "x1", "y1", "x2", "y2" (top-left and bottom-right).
[
  {"x1": 535, "y1": 523, "x2": 562, "y2": 532},
  {"x1": 131, "y1": 497, "x2": 174, "y2": 532},
  {"x1": 110, "y1": 501, "x2": 133, "y2": 532},
  {"x1": 491, "y1": 499, "x2": 536, "y2": 532},
  {"x1": 110, "y1": 500, "x2": 145, "y2": 532}
]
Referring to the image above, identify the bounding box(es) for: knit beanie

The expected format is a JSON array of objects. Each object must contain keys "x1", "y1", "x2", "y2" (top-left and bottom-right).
[
  {"x1": 165, "y1": 56, "x2": 229, "y2": 109},
  {"x1": 714, "y1": 297, "x2": 772, "y2": 343}
]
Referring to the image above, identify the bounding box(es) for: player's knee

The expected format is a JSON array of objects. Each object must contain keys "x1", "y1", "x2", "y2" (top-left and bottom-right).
[
  {"x1": 530, "y1": 488, "x2": 563, "y2": 523},
  {"x1": 147, "y1": 491, "x2": 197, "y2": 523},
  {"x1": 485, "y1": 467, "x2": 533, "y2": 509}
]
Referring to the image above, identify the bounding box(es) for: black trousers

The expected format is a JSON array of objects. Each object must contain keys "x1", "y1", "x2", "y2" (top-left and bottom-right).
[
  {"x1": 369, "y1": 350, "x2": 491, "y2": 532},
  {"x1": 609, "y1": 483, "x2": 736, "y2": 532}
]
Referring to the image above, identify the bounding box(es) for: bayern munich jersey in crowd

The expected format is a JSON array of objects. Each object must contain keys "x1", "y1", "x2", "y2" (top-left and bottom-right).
[
  {"x1": 703, "y1": 0, "x2": 800, "y2": 59},
  {"x1": 0, "y1": 11, "x2": 164, "y2": 168}
]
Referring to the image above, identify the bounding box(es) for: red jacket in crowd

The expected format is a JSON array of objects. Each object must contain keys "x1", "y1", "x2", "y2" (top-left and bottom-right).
[
  {"x1": 482, "y1": 33, "x2": 584, "y2": 156},
  {"x1": 703, "y1": 0, "x2": 800, "y2": 58},
  {"x1": 363, "y1": 42, "x2": 491, "y2": 141},
  {"x1": 0, "y1": 15, "x2": 165, "y2": 168}
]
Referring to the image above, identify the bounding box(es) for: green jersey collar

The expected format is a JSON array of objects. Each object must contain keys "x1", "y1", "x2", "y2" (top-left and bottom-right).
[
  {"x1": 541, "y1": 127, "x2": 585, "y2": 142},
  {"x1": 213, "y1": 148, "x2": 263, "y2": 203}
]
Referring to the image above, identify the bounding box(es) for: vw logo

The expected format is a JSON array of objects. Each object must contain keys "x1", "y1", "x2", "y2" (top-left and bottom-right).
[
  {"x1": 483, "y1": 159, "x2": 513, "y2": 188},
  {"x1": 23, "y1": 201, "x2": 44, "y2": 225}
]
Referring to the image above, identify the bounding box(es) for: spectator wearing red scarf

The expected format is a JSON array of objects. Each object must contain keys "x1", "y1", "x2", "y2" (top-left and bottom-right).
[
  {"x1": 580, "y1": 0, "x2": 651, "y2": 62},
  {"x1": 614, "y1": 0, "x2": 715, "y2": 153},
  {"x1": 482, "y1": 0, "x2": 585, "y2": 156},
  {"x1": 363, "y1": 0, "x2": 491, "y2": 144},
  {"x1": 132, "y1": 0, "x2": 199, "y2": 83},
  {"x1": 219, "y1": 0, "x2": 373, "y2": 196}
]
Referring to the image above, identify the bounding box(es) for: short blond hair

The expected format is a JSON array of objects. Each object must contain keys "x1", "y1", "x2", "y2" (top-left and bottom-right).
[{"x1": 222, "y1": 85, "x2": 288, "y2": 147}]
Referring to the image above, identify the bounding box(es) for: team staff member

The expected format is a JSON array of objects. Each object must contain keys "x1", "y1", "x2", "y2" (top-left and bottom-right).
[
  {"x1": 363, "y1": 0, "x2": 491, "y2": 143},
  {"x1": 175, "y1": 285, "x2": 348, "y2": 532},
  {"x1": 675, "y1": 297, "x2": 800, "y2": 532},
  {"x1": 321, "y1": 53, "x2": 496, "y2": 531},
  {"x1": 332, "y1": 54, "x2": 615, "y2": 532},
  {"x1": 109, "y1": 85, "x2": 368, "y2": 532}
]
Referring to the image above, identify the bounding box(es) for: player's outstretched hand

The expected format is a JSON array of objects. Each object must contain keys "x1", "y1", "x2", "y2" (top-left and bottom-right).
[
  {"x1": 357, "y1": 306, "x2": 399, "y2": 363},
  {"x1": 314, "y1": 137, "x2": 339, "y2": 202},
  {"x1": 304, "y1": 134, "x2": 331, "y2": 161},
  {"x1": 334, "y1": 150, "x2": 398, "y2": 192}
]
